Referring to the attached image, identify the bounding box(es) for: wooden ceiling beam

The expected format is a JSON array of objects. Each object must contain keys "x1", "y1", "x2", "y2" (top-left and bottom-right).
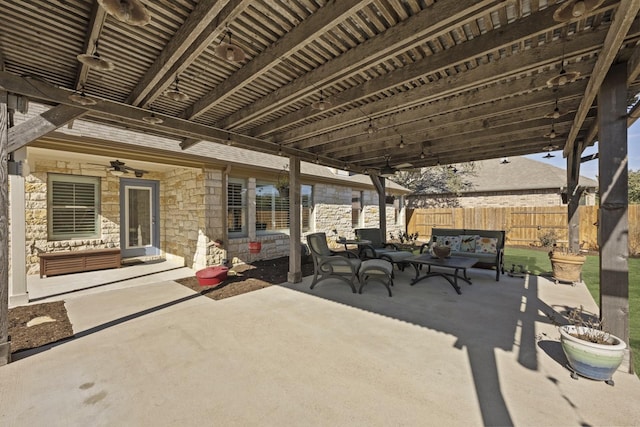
[
  {"x1": 292, "y1": 61, "x2": 595, "y2": 152},
  {"x1": 261, "y1": 9, "x2": 618, "y2": 141},
  {"x1": 0, "y1": 71, "x2": 340, "y2": 167},
  {"x1": 183, "y1": 0, "x2": 374, "y2": 121},
  {"x1": 7, "y1": 105, "x2": 88, "y2": 153},
  {"x1": 74, "y1": 2, "x2": 107, "y2": 91},
  {"x1": 279, "y1": 28, "x2": 608, "y2": 145},
  {"x1": 563, "y1": 0, "x2": 640, "y2": 157},
  {"x1": 217, "y1": 0, "x2": 504, "y2": 131},
  {"x1": 126, "y1": 0, "x2": 233, "y2": 107}
]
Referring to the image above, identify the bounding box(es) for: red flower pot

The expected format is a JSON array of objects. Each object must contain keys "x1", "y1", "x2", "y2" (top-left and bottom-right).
[
  {"x1": 195, "y1": 266, "x2": 229, "y2": 286},
  {"x1": 249, "y1": 241, "x2": 262, "y2": 254}
]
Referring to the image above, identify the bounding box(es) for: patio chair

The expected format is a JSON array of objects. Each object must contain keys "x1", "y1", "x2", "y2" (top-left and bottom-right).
[
  {"x1": 307, "y1": 232, "x2": 361, "y2": 293},
  {"x1": 355, "y1": 228, "x2": 413, "y2": 272}
]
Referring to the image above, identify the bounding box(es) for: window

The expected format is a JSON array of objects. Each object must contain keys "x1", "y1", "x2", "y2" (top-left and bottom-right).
[
  {"x1": 227, "y1": 178, "x2": 247, "y2": 236},
  {"x1": 48, "y1": 174, "x2": 100, "y2": 240},
  {"x1": 352, "y1": 190, "x2": 363, "y2": 228},
  {"x1": 256, "y1": 181, "x2": 289, "y2": 233},
  {"x1": 255, "y1": 181, "x2": 313, "y2": 234},
  {"x1": 302, "y1": 184, "x2": 313, "y2": 232}
]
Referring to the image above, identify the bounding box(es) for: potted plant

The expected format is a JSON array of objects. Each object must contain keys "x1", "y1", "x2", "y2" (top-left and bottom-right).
[
  {"x1": 548, "y1": 244, "x2": 586, "y2": 285},
  {"x1": 558, "y1": 306, "x2": 627, "y2": 385}
]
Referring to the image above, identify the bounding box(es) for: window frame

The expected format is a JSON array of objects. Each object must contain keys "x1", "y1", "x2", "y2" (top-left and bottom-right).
[
  {"x1": 227, "y1": 178, "x2": 247, "y2": 237},
  {"x1": 256, "y1": 180, "x2": 289, "y2": 234},
  {"x1": 352, "y1": 190, "x2": 363, "y2": 228},
  {"x1": 47, "y1": 173, "x2": 101, "y2": 240}
]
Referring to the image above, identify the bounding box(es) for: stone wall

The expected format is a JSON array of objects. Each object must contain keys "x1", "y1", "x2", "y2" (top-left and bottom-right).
[{"x1": 24, "y1": 160, "x2": 122, "y2": 275}]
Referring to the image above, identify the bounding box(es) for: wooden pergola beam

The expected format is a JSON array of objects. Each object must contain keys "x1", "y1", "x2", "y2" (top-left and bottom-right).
[
  {"x1": 563, "y1": 0, "x2": 640, "y2": 158},
  {"x1": 8, "y1": 105, "x2": 87, "y2": 152}
]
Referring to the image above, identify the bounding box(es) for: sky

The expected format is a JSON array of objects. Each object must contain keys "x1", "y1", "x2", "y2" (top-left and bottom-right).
[{"x1": 524, "y1": 120, "x2": 640, "y2": 179}]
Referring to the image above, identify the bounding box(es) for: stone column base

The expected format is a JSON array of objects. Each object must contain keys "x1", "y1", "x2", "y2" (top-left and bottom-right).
[
  {"x1": 0, "y1": 341, "x2": 11, "y2": 366},
  {"x1": 287, "y1": 271, "x2": 302, "y2": 283}
]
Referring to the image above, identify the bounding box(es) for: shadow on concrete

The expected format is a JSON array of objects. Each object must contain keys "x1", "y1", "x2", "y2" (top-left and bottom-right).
[{"x1": 281, "y1": 268, "x2": 568, "y2": 426}]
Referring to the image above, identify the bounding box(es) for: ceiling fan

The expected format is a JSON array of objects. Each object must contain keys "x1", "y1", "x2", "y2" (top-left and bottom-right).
[
  {"x1": 89, "y1": 160, "x2": 148, "y2": 177},
  {"x1": 379, "y1": 156, "x2": 415, "y2": 177}
]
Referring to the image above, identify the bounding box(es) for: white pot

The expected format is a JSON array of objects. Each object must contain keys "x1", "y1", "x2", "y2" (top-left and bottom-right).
[{"x1": 559, "y1": 325, "x2": 626, "y2": 382}]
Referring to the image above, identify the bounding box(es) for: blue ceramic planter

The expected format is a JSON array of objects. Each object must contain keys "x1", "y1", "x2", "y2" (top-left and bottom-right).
[{"x1": 559, "y1": 325, "x2": 626, "y2": 382}]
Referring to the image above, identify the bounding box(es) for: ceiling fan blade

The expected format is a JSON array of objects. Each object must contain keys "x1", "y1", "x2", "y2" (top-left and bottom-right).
[{"x1": 393, "y1": 162, "x2": 414, "y2": 169}]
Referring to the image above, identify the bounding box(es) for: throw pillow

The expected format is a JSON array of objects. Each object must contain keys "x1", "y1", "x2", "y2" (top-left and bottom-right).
[
  {"x1": 459, "y1": 235, "x2": 478, "y2": 252},
  {"x1": 475, "y1": 236, "x2": 498, "y2": 254},
  {"x1": 443, "y1": 236, "x2": 461, "y2": 252}
]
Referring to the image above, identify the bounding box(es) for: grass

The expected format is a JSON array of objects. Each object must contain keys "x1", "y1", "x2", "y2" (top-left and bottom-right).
[{"x1": 504, "y1": 246, "x2": 640, "y2": 376}]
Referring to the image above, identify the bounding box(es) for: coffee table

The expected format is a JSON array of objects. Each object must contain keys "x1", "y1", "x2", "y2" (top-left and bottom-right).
[{"x1": 407, "y1": 254, "x2": 479, "y2": 294}]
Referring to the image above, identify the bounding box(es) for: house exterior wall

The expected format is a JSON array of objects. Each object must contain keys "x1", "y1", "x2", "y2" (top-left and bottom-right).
[
  {"x1": 18, "y1": 156, "x2": 406, "y2": 275},
  {"x1": 24, "y1": 159, "x2": 124, "y2": 276},
  {"x1": 408, "y1": 189, "x2": 596, "y2": 208}
]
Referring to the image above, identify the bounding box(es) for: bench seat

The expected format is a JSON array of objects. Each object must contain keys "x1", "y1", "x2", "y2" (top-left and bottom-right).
[
  {"x1": 421, "y1": 228, "x2": 505, "y2": 281},
  {"x1": 39, "y1": 248, "x2": 121, "y2": 278}
]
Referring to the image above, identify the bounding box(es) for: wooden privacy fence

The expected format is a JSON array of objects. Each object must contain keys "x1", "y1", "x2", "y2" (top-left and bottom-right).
[{"x1": 406, "y1": 205, "x2": 640, "y2": 253}]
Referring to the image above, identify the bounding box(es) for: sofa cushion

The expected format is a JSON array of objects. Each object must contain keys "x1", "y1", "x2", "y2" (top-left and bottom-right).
[
  {"x1": 475, "y1": 236, "x2": 498, "y2": 254},
  {"x1": 433, "y1": 235, "x2": 461, "y2": 252},
  {"x1": 459, "y1": 235, "x2": 478, "y2": 252}
]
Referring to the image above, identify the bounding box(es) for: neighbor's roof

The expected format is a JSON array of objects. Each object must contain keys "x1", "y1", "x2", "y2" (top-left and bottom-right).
[{"x1": 461, "y1": 156, "x2": 598, "y2": 193}]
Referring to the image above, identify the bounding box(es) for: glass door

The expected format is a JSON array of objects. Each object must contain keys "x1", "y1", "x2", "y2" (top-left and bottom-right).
[{"x1": 120, "y1": 179, "x2": 159, "y2": 258}]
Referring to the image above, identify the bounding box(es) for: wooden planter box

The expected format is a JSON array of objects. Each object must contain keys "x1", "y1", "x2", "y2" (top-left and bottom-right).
[{"x1": 39, "y1": 248, "x2": 121, "y2": 278}]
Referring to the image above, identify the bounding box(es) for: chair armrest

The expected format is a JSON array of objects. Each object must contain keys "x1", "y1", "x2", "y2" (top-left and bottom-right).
[
  {"x1": 333, "y1": 250, "x2": 359, "y2": 259},
  {"x1": 419, "y1": 243, "x2": 430, "y2": 254},
  {"x1": 384, "y1": 242, "x2": 399, "y2": 250},
  {"x1": 358, "y1": 244, "x2": 377, "y2": 259},
  {"x1": 318, "y1": 254, "x2": 359, "y2": 273}
]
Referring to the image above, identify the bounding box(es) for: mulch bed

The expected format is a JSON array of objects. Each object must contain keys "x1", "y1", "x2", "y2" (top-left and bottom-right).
[
  {"x1": 7, "y1": 256, "x2": 314, "y2": 355},
  {"x1": 8, "y1": 301, "x2": 74, "y2": 354},
  {"x1": 175, "y1": 256, "x2": 314, "y2": 300}
]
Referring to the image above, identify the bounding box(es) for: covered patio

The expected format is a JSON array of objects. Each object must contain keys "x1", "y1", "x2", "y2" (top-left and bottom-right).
[
  {"x1": 1, "y1": 266, "x2": 639, "y2": 425},
  {"x1": 1, "y1": 0, "x2": 638, "y2": 373}
]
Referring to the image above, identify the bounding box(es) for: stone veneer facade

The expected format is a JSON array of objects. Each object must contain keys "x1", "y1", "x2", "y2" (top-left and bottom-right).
[{"x1": 18, "y1": 156, "x2": 405, "y2": 276}]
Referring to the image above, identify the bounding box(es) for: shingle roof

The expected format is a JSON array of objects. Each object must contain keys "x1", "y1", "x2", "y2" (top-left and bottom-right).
[
  {"x1": 21, "y1": 103, "x2": 409, "y2": 193},
  {"x1": 461, "y1": 157, "x2": 598, "y2": 193}
]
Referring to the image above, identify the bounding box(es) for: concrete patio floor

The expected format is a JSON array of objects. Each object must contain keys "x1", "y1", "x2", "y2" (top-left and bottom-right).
[{"x1": 1, "y1": 264, "x2": 639, "y2": 426}]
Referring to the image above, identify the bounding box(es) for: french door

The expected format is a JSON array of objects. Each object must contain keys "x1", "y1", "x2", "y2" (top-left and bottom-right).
[{"x1": 119, "y1": 179, "x2": 160, "y2": 258}]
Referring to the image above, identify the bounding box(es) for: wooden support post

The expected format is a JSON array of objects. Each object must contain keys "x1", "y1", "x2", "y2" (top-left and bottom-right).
[
  {"x1": 0, "y1": 91, "x2": 10, "y2": 365},
  {"x1": 369, "y1": 174, "x2": 387, "y2": 240},
  {"x1": 598, "y1": 62, "x2": 630, "y2": 372},
  {"x1": 566, "y1": 144, "x2": 581, "y2": 254},
  {"x1": 287, "y1": 156, "x2": 302, "y2": 283}
]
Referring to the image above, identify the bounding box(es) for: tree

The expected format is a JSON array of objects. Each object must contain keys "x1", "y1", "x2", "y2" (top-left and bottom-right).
[
  {"x1": 390, "y1": 163, "x2": 476, "y2": 207},
  {"x1": 630, "y1": 169, "x2": 640, "y2": 203}
]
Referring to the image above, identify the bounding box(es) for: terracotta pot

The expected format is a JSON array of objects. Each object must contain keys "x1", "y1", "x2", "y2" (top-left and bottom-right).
[
  {"x1": 249, "y1": 241, "x2": 262, "y2": 254},
  {"x1": 549, "y1": 252, "x2": 586, "y2": 283}
]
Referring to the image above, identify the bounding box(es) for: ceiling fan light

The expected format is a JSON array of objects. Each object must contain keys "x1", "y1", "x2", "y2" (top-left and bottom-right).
[
  {"x1": 98, "y1": 0, "x2": 151, "y2": 26},
  {"x1": 77, "y1": 53, "x2": 115, "y2": 71},
  {"x1": 311, "y1": 100, "x2": 331, "y2": 111},
  {"x1": 110, "y1": 169, "x2": 125, "y2": 177},
  {"x1": 69, "y1": 91, "x2": 97, "y2": 106},
  {"x1": 546, "y1": 69, "x2": 580, "y2": 87},
  {"x1": 572, "y1": 1, "x2": 587, "y2": 17},
  {"x1": 142, "y1": 112, "x2": 163, "y2": 124},
  {"x1": 553, "y1": 0, "x2": 604, "y2": 22},
  {"x1": 164, "y1": 89, "x2": 189, "y2": 102}
]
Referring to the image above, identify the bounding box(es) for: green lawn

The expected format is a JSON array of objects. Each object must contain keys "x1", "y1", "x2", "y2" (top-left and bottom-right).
[{"x1": 504, "y1": 247, "x2": 639, "y2": 376}]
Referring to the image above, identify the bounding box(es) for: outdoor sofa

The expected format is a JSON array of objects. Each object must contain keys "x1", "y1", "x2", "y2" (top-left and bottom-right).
[{"x1": 420, "y1": 228, "x2": 506, "y2": 281}]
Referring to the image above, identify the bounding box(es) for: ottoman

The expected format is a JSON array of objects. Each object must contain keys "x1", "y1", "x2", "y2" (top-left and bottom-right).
[{"x1": 358, "y1": 259, "x2": 394, "y2": 297}]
